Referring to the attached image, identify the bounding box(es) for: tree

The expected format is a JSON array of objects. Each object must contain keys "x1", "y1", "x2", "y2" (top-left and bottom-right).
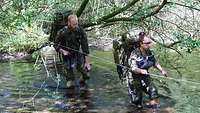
[
  {"x1": 0, "y1": 0, "x2": 200, "y2": 53},
  {"x1": 76, "y1": 0, "x2": 200, "y2": 52}
]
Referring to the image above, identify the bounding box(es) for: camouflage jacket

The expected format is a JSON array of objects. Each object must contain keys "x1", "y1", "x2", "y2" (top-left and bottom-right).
[{"x1": 128, "y1": 48, "x2": 156, "y2": 71}]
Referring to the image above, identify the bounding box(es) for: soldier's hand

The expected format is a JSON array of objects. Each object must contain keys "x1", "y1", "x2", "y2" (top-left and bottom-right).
[
  {"x1": 161, "y1": 70, "x2": 167, "y2": 77},
  {"x1": 60, "y1": 49, "x2": 70, "y2": 56},
  {"x1": 63, "y1": 50, "x2": 70, "y2": 56},
  {"x1": 141, "y1": 69, "x2": 148, "y2": 75},
  {"x1": 84, "y1": 63, "x2": 91, "y2": 72}
]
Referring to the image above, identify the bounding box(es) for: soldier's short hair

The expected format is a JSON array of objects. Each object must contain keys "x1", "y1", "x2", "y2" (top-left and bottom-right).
[{"x1": 68, "y1": 14, "x2": 78, "y2": 22}]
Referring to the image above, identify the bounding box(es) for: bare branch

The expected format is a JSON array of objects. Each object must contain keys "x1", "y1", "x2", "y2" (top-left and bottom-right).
[
  {"x1": 166, "y1": 10, "x2": 192, "y2": 24},
  {"x1": 151, "y1": 32, "x2": 183, "y2": 57},
  {"x1": 167, "y1": 1, "x2": 200, "y2": 11},
  {"x1": 154, "y1": 16, "x2": 191, "y2": 35},
  {"x1": 150, "y1": 31, "x2": 182, "y2": 48}
]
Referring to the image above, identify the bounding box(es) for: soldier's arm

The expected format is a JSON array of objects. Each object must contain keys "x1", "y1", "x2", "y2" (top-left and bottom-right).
[
  {"x1": 128, "y1": 53, "x2": 148, "y2": 75},
  {"x1": 80, "y1": 27, "x2": 89, "y2": 55},
  {"x1": 79, "y1": 27, "x2": 91, "y2": 70},
  {"x1": 53, "y1": 30, "x2": 62, "y2": 52},
  {"x1": 154, "y1": 62, "x2": 167, "y2": 76},
  {"x1": 53, "y1": 29, "x2": 69, "y2": 55},
  {"x1": 151, "y1": 50, "x2": 167, "y2": 76},
  {"x1": 154, "y1": 62, "x2": 163, "y2": 72}
]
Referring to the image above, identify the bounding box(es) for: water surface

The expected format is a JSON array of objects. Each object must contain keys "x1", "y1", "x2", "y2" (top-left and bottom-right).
[{"x1": 0, "y1": 50, "x2": 200, "y2": 113}]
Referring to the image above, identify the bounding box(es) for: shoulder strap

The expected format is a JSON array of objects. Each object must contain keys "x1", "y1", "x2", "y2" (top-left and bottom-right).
[{"x1": 60, "y1": 26, "x2": 68, "y2": 34}]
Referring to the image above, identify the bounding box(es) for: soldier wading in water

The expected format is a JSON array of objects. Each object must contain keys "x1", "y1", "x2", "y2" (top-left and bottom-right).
[
  {"x1": 127, "y1": 32, "x2": 167, "y2": 112},
  {"x1": 54, "y1": 14, "x2": 91, "y2": 88}
]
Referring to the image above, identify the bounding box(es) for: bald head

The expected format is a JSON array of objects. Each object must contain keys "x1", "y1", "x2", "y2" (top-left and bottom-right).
[{"x1": 68, "y1": 14, "x2": 78, "y2": 31}]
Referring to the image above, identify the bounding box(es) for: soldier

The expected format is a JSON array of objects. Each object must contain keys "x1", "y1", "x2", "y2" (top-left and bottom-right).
[
  {"x1": 54, "y1": 14, "x2": 91, "y2": 88},
  {"x1": 128, "y1": 32, "x2": 167, "y2": 112}
]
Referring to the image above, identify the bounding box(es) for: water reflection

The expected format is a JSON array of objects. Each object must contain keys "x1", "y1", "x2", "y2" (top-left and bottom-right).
[
  {"x1": 60, "y1": 86, "x2": 94, "y2": 113},
  {"x1": 125, "y1": 94, "x2": 176, "y2": 113},
  {"x1": 33, "y1": 75, "x2": 95, "y2": 113}
]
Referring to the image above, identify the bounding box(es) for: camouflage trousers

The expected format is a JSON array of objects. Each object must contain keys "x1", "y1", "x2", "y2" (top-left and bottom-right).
[{"x1": 127, "y1": 72, "x2": 158, "y2": 105}]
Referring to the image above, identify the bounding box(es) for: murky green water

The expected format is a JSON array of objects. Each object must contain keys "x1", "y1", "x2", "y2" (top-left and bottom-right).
[{"x1": 0, "y1": 49, "x2": 200, "y2": 113}]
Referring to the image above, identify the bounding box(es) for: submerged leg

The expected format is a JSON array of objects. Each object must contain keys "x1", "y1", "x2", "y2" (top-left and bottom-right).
[
  {"x1": 77, "y1": 54, "x2": 90, "y2": 86},
  {"x1": 63, "y1": 55, "x2": 76, "y2": 88},
  {"x1": 141, "y1": 76, "x2": 159, "y2": 112},
  {"x1": 127, "y1": 72, "x2": 143, "y2": 107}
]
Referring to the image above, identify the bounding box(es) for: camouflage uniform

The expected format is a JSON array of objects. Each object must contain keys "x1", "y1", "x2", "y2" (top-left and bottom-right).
[
  {"x1": 54, "y1": 26, "x2": 89, "y2": 82},
  {"x1": 128, "y1": 48, "x2": 158, "y2": 106}
]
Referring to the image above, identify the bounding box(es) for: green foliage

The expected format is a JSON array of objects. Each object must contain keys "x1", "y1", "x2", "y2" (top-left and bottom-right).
[
  {"x1": 173, "y1": 32, "x2": 200, "y2": 49},
  {"x1": 0, "y1": 0, "x2": 83, "y2": 54},
  {"x1": 0, "y1": 0, "x2": 54, "y2": 53},
  {"x1": 182, "y1": 37, "x2": 200, "y2": 49},
  {"x1": 1, "y1": 23, "x2": 48, "y2": 53}
]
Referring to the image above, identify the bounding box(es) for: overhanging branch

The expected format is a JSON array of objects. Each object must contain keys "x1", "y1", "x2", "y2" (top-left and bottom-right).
[
  {"x1": 82, "y1": 17, "x2": 140, "y2": 28},
  {"x1": 76, "y1": 0, "x2": 90, "y2": 17},
  {"x1": 141, "y1": 0, "x2": 168, "y2": 20},
  {"x1": 154, "y1": 16, "x2": 191, "y2": 35},
  {"x1": 97, "y1": 0, "x2": 140, "y2": 21},
  {"x1": 83, "y1": 0, "x2": 168, "y2": 28}
]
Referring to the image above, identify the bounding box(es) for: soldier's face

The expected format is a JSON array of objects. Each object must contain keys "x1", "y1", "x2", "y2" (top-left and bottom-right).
[
  {"x1": 141, "y1": 36, "x2": 152, "y2": 50},
  {"x1": 68, "y1": 19, "x2": 78, "y2": 31}
]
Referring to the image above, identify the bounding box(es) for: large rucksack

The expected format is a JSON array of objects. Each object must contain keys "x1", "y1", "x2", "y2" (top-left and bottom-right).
[
  {"x1": 49, "y1": 10, "x2": 73, "y2": 42},
  {"x1": 113, "y1": 31, "x2": 139, "y2": 82}
]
